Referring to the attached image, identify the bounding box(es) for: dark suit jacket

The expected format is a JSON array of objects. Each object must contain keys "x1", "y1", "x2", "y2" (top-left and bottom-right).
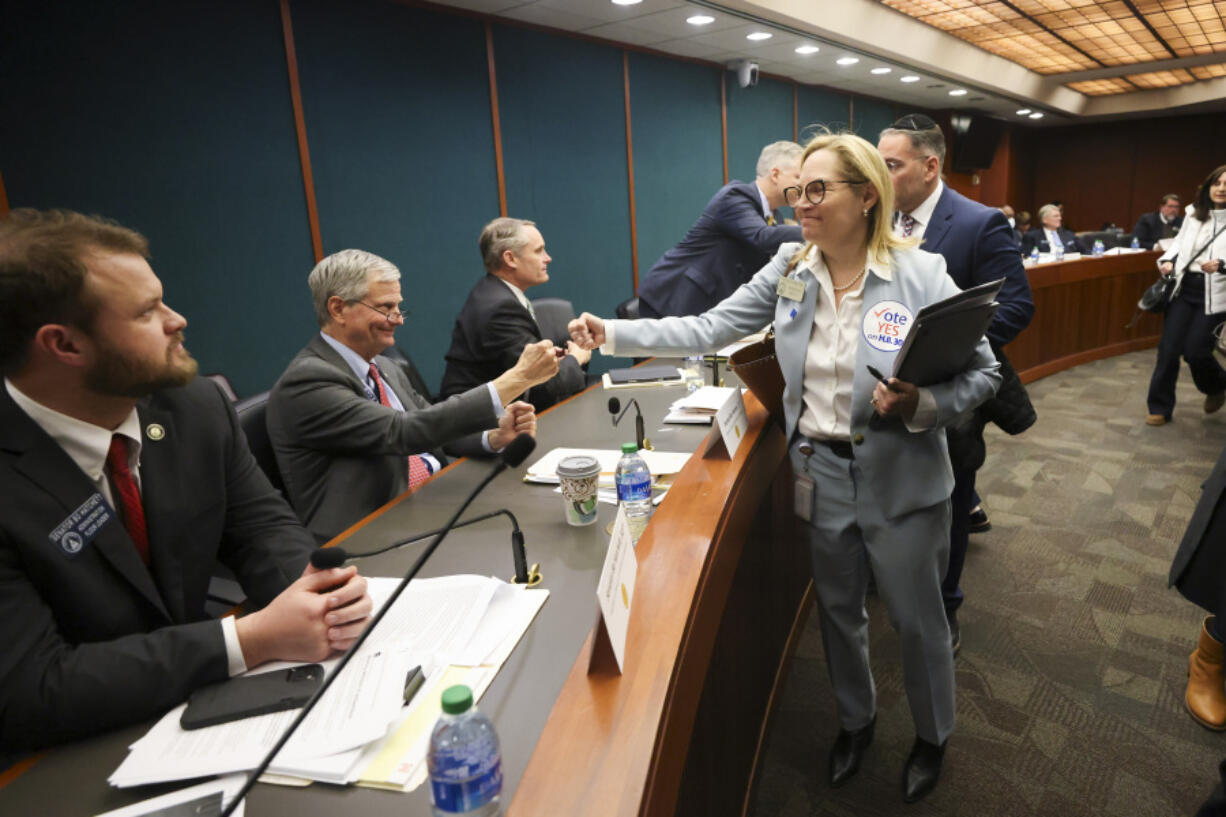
[
  {"x1": 636, "y1": 181, "x2": 802, "y2": 318},
  {"x1": 268, "y1": 335, "x2": 497, "y2": 542},
  {"x1": 0, "y1": 379, "x2": 314, "y2": 752},
  {"x1": 1133, "y1": 211, "x2": 1183, "y2": 250},
  {"x1": 919, "y1": 186, "x2": 1034, "y2": 347},
  {"x1": 1021, "y1": 227, "x2": 1088, "y2": 256},
  {"x1": 1169, "y1": 444, "x2": 1226, "y2": 611},
  {"x1": 439, "y1": 274, "x2": 585, "y2": 410}
]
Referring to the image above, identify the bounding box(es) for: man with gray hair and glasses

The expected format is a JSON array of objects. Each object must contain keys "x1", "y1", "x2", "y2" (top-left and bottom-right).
[
  {"x1": 440, "y1": 217, "x2": 590, "y2": 410},
  {"x1": 635, "y1": 140, "x2": 804, "y2": 318},
  {"x1": 268, "y1": 248, "x2": 558, "y2": 541}
]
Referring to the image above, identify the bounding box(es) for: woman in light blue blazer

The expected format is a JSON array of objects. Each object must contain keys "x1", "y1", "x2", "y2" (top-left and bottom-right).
[{"x1": 569, "y1": 132, "x2": 999, "y2": 803}]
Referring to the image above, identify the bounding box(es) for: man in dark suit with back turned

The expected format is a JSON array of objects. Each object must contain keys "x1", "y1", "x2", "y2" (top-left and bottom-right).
[
  {"x1": 879, "y1": 114, "x2": 1035, "y2": 655},
  {"x1": 636, "y1": 140, "x2": 804, "y2": 318},
  {"x1": 1133, "y1": 193, "x2": 1184, "y2": 250},
  {"x1": 0, "y1": 209, "x2": 372, "y2": 753},
  {"x1": 269, "y1": 249, "x2": 556, "y2": 542},
  {"x1": 440, "y1": 218, "x2": 588, "y2": 411}
]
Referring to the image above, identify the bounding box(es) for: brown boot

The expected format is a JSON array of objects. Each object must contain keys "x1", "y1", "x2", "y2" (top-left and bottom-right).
[{"x1": 1187, "y1": 616, "x2": 1226, "y2": 730}]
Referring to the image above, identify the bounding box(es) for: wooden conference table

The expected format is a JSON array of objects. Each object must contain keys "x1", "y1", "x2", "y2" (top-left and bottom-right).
[
  {"x1": 0, "y1": 251, "x2": 1166, "y2": 815},
  {"x1": 0, "y1": 360, "x2": 810, "y2": 817}
]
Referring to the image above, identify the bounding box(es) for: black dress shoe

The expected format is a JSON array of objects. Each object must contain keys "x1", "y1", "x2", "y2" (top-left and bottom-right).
[
  {"x1": 968, "y1": 506, "x2": 991, "y2": 533},
  {"x1": 828, "y1": 716, "x2": 875, "y2": 787},
  {"x1": 901, "y1": 737, "x2": 946, "y2": 803},
  {"x1": 947, "y1": 610, "x2": 961, "y2": 657}
]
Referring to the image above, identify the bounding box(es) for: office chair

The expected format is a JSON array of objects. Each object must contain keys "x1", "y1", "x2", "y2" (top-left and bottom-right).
[
  {"x1": 235, "y1": 391, "x2": 282, "y2": 493},
  {"x1": 615, "y1": 297, "x2": 640, "y2": 320},
  {"x1": 529, "y1": 297, "x2": 576, "y2": 345},
  {"x1": 381, "y1": 345, "x2": 436, "y2": 403}
]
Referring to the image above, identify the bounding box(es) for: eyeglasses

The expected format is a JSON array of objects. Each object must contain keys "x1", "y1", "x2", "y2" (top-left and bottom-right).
[
  {"x1": 783, "y1": 179, "x2": 865, "y2": 207},
  {"x1": 353, "y1": 300, "x2": 407, "y2": 323}
]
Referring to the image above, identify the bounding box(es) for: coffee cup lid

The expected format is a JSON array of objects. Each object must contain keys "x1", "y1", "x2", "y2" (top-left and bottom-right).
[{"x1": 556, "y1": 455, "x2": 600, "y2": 479}]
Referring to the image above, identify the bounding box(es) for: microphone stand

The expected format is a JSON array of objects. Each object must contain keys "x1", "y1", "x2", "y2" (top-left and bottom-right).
[{"x1": 218, "y1": 442, "x2": 530, "y2": 817}]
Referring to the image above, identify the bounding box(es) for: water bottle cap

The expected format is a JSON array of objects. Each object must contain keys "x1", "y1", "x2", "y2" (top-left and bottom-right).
[
  {"x1": 621, "y1": 442, "x2": 639, "y2": 454},
  {"x1": 440, "y1": 684, "x2": 474, "y2": 714}
]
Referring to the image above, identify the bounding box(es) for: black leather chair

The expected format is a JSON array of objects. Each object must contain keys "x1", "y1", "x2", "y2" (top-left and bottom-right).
[
  {"x1": 530, "y1": 297, "x2": 576, "y2": 344},
  {"x1": 205, "y1": 372, "x2": 238, "y2": 401},
  {"x1": 234, "y1": 390, "x2": 282, "y2": 493},
  {"x1": 616, "y1": 297, "x2": 640, "y2": 320},
  {"x1": 1076, "y1": 230, "x2": 1119, "y2": 251},
  {"x1": 381, "y1": 345, "x2": 436, "y2": 404}
]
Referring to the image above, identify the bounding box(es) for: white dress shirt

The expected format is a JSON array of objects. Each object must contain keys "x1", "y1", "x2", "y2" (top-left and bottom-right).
[
  {"x1": 4, "y1": 378, "x2": 248, "y2": 676},
  {"x1": 896, "y1": 181, "x2": 943, "y2": 241}
]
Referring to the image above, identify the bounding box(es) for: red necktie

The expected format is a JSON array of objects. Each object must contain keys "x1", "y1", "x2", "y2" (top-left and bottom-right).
[
  {"x1": 106, "y1": 435, "x2": 150, "y2": 565},
  {"x1": 368, "y1": 363, "x2": 431, "y2": 491}
]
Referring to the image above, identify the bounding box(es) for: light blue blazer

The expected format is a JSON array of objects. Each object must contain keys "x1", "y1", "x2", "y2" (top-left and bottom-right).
[{"x1": 608, "y1": 242, "x2": 1001, "y2": 519}]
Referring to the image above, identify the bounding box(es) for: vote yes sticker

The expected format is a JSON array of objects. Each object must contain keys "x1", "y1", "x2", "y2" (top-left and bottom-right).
[{"x1": 863, "y1": 300, "x2": 913, "y2": 352}]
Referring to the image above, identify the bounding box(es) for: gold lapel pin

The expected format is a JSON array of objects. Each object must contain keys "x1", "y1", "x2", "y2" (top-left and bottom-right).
[{"x1": 146, "y1": 423, "x2": 166, "y2": 441}]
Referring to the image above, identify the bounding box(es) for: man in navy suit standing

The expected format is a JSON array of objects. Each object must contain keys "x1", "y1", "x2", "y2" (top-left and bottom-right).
[
  {"x1": 878, "y1": 115, "x2": 1035, "y2": 654},
  {"x1": 637, "y1": 141, "x2": 804, "y2": 318},
  {"x1": 1133, "y1": 193, "x2": 1184, "y2": 250}
]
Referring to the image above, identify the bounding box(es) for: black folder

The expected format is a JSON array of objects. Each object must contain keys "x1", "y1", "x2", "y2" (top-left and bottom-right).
[{"x1": 891, "y1": 278, "x2": 1004, "y2": 386}]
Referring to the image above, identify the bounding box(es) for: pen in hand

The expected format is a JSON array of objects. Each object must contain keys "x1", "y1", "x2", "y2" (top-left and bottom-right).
[{"x1": 866, "y1": 365, "x2": 903, "y2": 393}]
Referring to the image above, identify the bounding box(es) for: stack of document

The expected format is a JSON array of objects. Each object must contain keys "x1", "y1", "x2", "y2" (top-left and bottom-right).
[
  {"x1": 664, "y1": 386, "x2": 741, "y2": 424},
  {"x1": 524, "y1": 447, "x2": 694, "y2": 489},
  {"x1": 109, "y1": 576, "x2": 547, "y2": 791}
]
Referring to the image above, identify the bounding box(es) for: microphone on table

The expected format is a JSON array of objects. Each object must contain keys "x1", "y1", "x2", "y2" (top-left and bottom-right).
[
  {"x1": 607, "y1": 396, "x2": 647, "y2": 450},
  {"x1": 218, "y1": 433, "x2": 537, "y2": 817},
  {"x1": 310, "y1": 505, "x2": 539, "y2": 586}
]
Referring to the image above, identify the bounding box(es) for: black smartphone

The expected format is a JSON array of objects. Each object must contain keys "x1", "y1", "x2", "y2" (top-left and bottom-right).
[{"x1": 180, "y1": 664, "x2": 324, "y2": 730}]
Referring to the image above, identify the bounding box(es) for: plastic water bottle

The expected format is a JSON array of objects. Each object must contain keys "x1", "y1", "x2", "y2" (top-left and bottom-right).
[
  {"x1": 1054, "y1": 240, "x2": 1065, "y2": 261},
  {"x1": 1029, "y1": 246, "x2": 1040, "y2": 264},
  {"x1": 1130, "y1": 235, "x2": 1140, "y2": 250},
  {"x1": 1092, "y1": 239, "x2": 1104, "y2": 257},
  {"x1": 683, "y1": 355, "x2": 704, "y2": 393},
  {"x1": 614, "y1": 442, "x2": 653, "y2": 544},
  {"x1": 428, "y1": 685, "x2": 502, "y2": 817}
]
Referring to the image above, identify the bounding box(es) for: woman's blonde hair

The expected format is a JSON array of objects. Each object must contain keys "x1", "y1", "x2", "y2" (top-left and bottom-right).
[{"x1": 787, "y1": 131, "x2": 916, "y2": 272}]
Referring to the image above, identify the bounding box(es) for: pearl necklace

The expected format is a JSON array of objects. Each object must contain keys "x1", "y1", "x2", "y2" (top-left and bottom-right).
[{"x1": 831, "y1": 266, "x2": 868, "y2": 292}]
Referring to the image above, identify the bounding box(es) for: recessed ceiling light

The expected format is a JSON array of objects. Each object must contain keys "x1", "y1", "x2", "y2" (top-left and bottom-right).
[
  {"x1": 686, "y1": 14, "x2": 714, "y2": 25},
  {"x1": 611, "y1": 0, "x2": 642, "y2": 5},
  {"x1": 949, "y1": 89, "x2": 967, "y2": 96},
  {"x1": 836, "y1": 56, "x2": 859, "y2": 66},
  {"x1": 746, "y1": 31, "x2": 772, "y2": 41},
  {"x1": 900, "y1": 75, "x2": 920, "y2": 83},
  {"x1": 1016, "y1": 108, "x2": 1031, "y2": 115},
  {"x1": 871, "y1": 67, "x2": 892, "y2": 75},
  {"x1": 1029, "y1": 112, "x2": 1044, "y2": 119},
  {"x1": 795, "y1": 44, "x2": 820, "y2": 55}
]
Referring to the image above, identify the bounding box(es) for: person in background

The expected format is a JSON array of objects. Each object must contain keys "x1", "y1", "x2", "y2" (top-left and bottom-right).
[
  {"x1": 1133, "y1": 193, "x2": 1184, "y2": 250},
  {"x1": 439, "y1": 218, "x2": 589, "y2": 412},
  {"x1": 1144, "y1": 164, "x2": 1226, "y2": 426},
  {"x1": 999, "y1": 204, "x2": 1022, "y2": 247},
  {"x1": 635, "y1": 140, "x2": 803, "y2": 318},
  {"x1": 0, "y1": 209, "x2": 372, "y2": 752},
  {"x1": 1016, "y1": 209, "x2": 1032, "y2": 236},
  {"x1": 1020, "y1": 204, "x2": 1088, "y2": 256},
  {"x1": 568, "y1": 132, "x2": 1000, "y2": 803},
  {"x1": 269, "y1": 248, "x2": 554, "y2": 542},
  {"x1": 878, "y1": 114, "x2": 1035, "y2": 656}
]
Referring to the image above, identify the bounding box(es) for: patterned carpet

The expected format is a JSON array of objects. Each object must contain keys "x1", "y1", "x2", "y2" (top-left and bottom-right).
[{"x1": 748, "y1": 349, "x2": 1226, "y2": 817}]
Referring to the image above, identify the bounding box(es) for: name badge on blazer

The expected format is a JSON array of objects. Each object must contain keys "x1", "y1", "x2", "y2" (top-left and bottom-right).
[
  {"x1": 776, "y1": 276, "x2": 806, "y2": 302},
  {"x1": 48, "y1": 492, "x2": 116, "y2": 557}
]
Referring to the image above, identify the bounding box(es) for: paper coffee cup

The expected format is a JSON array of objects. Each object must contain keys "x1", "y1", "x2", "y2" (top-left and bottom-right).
[{"x1": 556, "y1": 455, "x2": 600, "y2": 526}]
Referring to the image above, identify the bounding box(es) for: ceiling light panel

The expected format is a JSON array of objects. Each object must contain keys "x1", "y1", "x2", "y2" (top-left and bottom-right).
[{"x1": 1066, "y1": 76, "x2": 1136, "y2": 95}]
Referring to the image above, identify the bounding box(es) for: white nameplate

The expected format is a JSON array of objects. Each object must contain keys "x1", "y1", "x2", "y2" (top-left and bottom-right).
[
  {"x1": 703, "y1": 387, "x2": 749, "y2": 460},
  {"x1": 590, "y1": 505, "x2": 638, "y2": 674}
]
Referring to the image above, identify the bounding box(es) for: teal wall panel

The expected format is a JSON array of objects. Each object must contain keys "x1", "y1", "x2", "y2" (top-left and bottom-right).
[
  {"x1": 627, "y1": 52, "x2": 723, "y2": 282},
  {"x1": 797, "y1": 85, "x2": 851, "y2": 140},
  {"x1": 292, "y1": 0, "x2": 497, "y2": 391},
  {"x1": 494, "y1": 25, "x2": 630, "y2": 370},
  {"x1": 0, "y1": 0, "x2": 314, "y2": 397},
  {"x1": 853, "y1": 97, "x2": 898, "y2": 142},
  {"x1": 726, "y1": 76, "x2": 796, "y2": 181}
]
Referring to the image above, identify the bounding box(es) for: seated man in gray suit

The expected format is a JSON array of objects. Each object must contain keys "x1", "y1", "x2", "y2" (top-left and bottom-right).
[
  {"x1": 268, "y1": 249, "x2": 558, "y2": 541},
  {"x1": 0, "y1": 209, "x2": 371, "y2": 752}
]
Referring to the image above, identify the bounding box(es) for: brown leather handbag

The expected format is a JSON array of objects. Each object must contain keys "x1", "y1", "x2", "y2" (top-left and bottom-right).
[{"x1": 727, "y1": 329, "x2": 785, "y2": 427}]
